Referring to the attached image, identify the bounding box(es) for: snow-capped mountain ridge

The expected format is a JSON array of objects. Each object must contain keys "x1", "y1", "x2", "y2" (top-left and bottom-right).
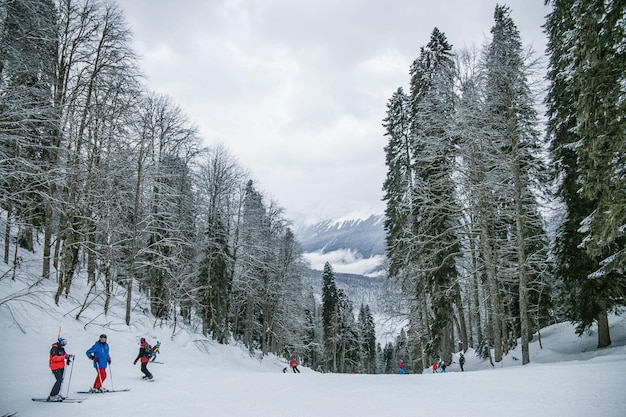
[{"x1": 294, "y1": 213, "x2": 386, "y2": 261}]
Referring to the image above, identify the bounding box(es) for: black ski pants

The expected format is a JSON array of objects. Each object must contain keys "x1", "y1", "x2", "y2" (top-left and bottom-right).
[
  {"x1": 50, "y1": 368, "x2": 64, "y2": 396},
  {"x1": 140, "y1": 362, "x2": 153, "y2": 378}
]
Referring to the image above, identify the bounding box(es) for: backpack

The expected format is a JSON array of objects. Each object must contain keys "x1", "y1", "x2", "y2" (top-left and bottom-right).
[{"x1": 143, "y1": 344, "x2": 152, "y2": 357}]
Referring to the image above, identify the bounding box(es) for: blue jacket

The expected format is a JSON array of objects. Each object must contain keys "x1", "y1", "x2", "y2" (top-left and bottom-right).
[{"x1": 86, "y1": 341, "x2": 110, "y2": 369}]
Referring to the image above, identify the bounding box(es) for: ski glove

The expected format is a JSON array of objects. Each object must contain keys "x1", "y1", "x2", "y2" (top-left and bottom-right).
[
  {"x1": 107, "y1": 358, "x2": 111, "y2": 365},
  {"x1": 91, "y1": 356, "x2": 98, "y2": 363},
  {"x1": 133, "y1": 360, "x2": 137, "y2": 365}
]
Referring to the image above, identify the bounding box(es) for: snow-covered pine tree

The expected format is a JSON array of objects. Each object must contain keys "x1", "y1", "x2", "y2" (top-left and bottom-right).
[
  {"x1": 358, "y1": 304, "x2": 377, "y2": 374},
  {"x1": 336, "y1": 289, "x2": 360, "y2": 373},
  {"x1": 545, "y1": 0, "x2": 626, "y2": 348},
  {"x1": 321, "y1": 262, "x2": 339, "y2": 371},
  {"x1": 382, "y1": 87, "x2": 413, "y2": 281},
  {"x1": 407, "y1": 27, "x2": 462, "y2": 366}
]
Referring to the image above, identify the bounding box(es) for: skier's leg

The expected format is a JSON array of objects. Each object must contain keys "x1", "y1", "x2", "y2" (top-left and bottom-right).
[
  {"x1": 141, "y1": 362, "x2": 151, "y2": 378},
  {"x1": 93, "y1": 367, "x2": 101, "y2": 389},
  {"x1": 49, "y1": 369, "x2": 64, "y2": 396}
]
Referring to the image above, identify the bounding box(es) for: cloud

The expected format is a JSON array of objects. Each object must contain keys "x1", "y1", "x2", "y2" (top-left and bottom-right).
[
  {"x1": 303, "y1": 249, "x2": 385, "y2": 276},
  {"x1": 119, "y1": 0, "x2": 548, "y2": 222}
]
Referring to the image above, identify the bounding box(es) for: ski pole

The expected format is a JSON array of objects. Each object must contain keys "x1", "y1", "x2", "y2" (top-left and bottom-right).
[
  {"x1": 65, "y1": 356, "x2": 75, "y2": 398},
  {"x1": 108, "y1": 362, "x2": 114, "y2": 391}
]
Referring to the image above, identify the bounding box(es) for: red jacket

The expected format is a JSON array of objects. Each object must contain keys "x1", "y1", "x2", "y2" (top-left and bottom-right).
[
  {"x1": 135, "y1": 342, "x2": 150, "y2": 364},
  {"x1": 289, "y1": 359, "x2": 298, "y2": 368},
  {"x1": 49, "y1": 343, "x2": 67, "y2": 371}
]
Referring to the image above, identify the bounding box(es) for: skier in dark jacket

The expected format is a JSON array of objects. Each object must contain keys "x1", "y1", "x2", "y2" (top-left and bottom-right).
[
  {"x1": 459, "y1": 352, "x2": 465, "y2": 372},
  {"x1": 133, "y1": 337, "x2": 153, "y2": 380},
  {"x1": 48, "y1": 337, "x2": 73, "y2": 401},
  {"x1": 86, "y1": 334, "x2": 111, "y2": 392}
]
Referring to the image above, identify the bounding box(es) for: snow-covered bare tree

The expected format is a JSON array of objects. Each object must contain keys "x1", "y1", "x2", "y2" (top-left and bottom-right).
[
  {"x1": 195, "y1": 145, "x2": 246, "y2": 342},
  {"x1": 51, "y1": 0, "x2": 139, "y2": 304},
  {"x1": 0, "y1": 0, "x2": 57, "y2": 265},
  {"x1": 483, "y1": 5, "x2": 550, "y2": 364}
]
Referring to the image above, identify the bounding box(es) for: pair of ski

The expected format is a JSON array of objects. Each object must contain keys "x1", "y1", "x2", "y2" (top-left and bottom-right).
[
  {"x1": 32, "y1": 388, "x2": 130, "y2": 403},
  {"x1": 32, "y1": 397, "x2": 84, "y2": 403}
]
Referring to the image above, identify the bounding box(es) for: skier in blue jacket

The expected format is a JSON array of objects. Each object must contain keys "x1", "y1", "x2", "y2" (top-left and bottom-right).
[{"x1": 85, "y1": 334, "x2": 111, "y2": 392}]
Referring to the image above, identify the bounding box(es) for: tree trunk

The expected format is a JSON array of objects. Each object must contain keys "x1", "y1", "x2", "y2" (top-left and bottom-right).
[
  {"x1": 454, "y1": 285, "x2": 468, "y2": 352},
  {"x1": 43, "y1": 197, "x2": 52, "y2": 279},
  {"x1": 596, "y1": 306, "x2": 611, "y2": 348},
  {"x1": 3, "y1": 206, "x2": 11, "y2": 265}
]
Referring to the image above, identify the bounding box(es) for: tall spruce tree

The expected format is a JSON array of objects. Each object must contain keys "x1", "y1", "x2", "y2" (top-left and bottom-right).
[
  {"x1": 358, "y1": 304, "x2": 377, "y2": 374},
  {"x1": 408, "y1": 27, "x2": 461, "y2": 365},
  {"x1": 382, "y1": 87, "x2": 413, "y2": 279},
  {"x1": 321, "y1": 262, "x2": 340, "y2": 372},
  {"x1": 545, "y1": 0, "x2": 626, "y2": 348}
]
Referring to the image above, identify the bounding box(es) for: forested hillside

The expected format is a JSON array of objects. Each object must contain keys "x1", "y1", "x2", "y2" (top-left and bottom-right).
[
  {"x1": 1, "y1": 0, "x2": 623, "y2": 378},
  {"x1": 380, "y1": 2, "x2": 625, "y2": 373}
]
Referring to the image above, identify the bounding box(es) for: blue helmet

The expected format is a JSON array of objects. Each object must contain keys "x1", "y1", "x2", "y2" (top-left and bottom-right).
[{"x1": 58, "y1": 337, "x2": 67, "y2": 346}]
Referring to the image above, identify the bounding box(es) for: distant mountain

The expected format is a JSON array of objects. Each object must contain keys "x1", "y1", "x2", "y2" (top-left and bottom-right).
[
  {"x1": 294, "y1": 214, "x2": 386, "y2": 259},
  {"x1": 295, "y1": 214, "x2": 388, "y2": 311}
]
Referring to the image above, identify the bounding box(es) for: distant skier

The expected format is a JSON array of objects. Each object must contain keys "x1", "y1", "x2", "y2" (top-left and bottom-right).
[
  {"x1": 86, "y1": 334, "x2": 111, "y2": 392},
  {"x1": 47, "y1": 337, "x2": 73, "y2": 401},
  {"x1": 432, "y1": 361, "x2": 438, "y2": 373},
  {"x1": 150, "y1": 341, "x2": 161, "y2": 362},
  {"x1": 289, "y1": 358, "x2": 301, "y2": 373},
  {"x1": 399, "y1": 359, "x2": 406, "y2": 374},
  {"x1": 440, "y1": 361, "x2": 447, "y2": 373},
  {"x1": 134, "y1": 337, "x2": 153, "y2": 380},
  {"x1": 459, "y1": 352, "x2": 465, "y2": 372}
]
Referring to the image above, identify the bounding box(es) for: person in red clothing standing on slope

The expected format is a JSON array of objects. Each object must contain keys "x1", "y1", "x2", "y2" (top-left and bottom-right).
[
  {"x1": 133, "y1": 337, "x2": 153, "y2": 380},
  {"x1": 48, "y1": 337, "x2": 74, "y2": 401}
]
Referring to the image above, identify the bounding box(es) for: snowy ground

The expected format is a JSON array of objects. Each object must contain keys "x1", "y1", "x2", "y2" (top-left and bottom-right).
[{"x1": 1, "y1": 253, "x2": 625, "y2": 417}]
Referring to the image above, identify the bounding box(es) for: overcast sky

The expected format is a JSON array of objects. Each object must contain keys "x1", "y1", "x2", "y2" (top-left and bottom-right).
[{"x1": 118, "y1": 0, "x2": 549, "y2": 223}]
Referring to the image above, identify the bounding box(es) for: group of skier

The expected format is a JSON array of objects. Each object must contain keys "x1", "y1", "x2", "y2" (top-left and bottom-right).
[
  {"x1": 46, "y1": 334, "x2": 160, "y2": 401},
  {"x1": 396, "y1": 352, "x2": 465, "y2": 375},
  {"x1": 431, "y1": 352, "x2": 465, "y2": 373}
]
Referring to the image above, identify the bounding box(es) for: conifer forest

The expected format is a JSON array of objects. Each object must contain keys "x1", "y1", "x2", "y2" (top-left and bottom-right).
[{"x1": 1, "y1": 0, "x2": 624, "y2": 373}]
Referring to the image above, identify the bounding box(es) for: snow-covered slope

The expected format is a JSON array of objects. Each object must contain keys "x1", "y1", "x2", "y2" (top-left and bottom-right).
[{"x1": 1, "y1": 245, "x2": 625, "y2": 417}]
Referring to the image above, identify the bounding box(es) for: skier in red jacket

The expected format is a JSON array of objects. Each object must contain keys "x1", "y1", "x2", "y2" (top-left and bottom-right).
[
  {"x1": 48, "y1": 337, "x2": 73, "y2": 401},
  {"x1": 133, "y1": 337, "x2": 153, "y2": 380},
  {"x1": 289, "y1": 358, "x2": 301, "y2": 373}
]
